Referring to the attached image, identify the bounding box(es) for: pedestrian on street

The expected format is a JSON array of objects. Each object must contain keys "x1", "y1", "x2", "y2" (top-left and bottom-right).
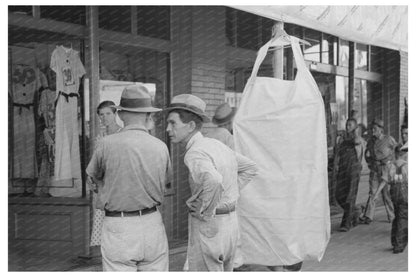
[
  {"x1": 334, "y1": 118, "x2": 365, "y2": 232},
  {"x1": 86, "y1": 84, "x2": 172, "y2": 271},
  {"x1": 89, "y1": 101, "x2": 123, "y2": 249},
  {"x1": 388, "y1": 132, "x2": 408, "y2": 254},
  {"x1": 361, "y1": 119, "x2": 396, "y2": 224},
  {"x1": 165, "y1": 94, "x2": 258, "y2": 271},
  {"x1": 203, "y1": 102, "x2": 236, "y2": 149}
]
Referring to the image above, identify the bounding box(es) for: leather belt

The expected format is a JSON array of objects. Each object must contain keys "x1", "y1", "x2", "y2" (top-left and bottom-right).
[
  {"x1": 13, "y1": 102, "x2": 34, "y2": 115},
  {"x1": 105, "y1": 206, "x2": 157, "y2": 217},
  {"x1": 55, "y1": 91, "x2": 79, "y2": 107},
  {"x1": 215, "y1": 204, "x2": 236, "y2": 215}
]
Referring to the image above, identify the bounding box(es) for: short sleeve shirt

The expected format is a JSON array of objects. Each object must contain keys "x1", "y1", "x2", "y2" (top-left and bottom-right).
[{"x1": 86, "y1": 125, "x2": 172, "y2": 211}]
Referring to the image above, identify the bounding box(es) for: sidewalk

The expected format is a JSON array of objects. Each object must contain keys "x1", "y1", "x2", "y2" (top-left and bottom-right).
[{"x1": 9, "y1": 172, "x2": 407, "y2": 271}]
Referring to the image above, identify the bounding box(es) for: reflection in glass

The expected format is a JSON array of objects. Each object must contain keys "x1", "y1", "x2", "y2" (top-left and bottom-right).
[
  {"x1": 355, "y1": 43, "x2": 368, "y2": 71},
  {"x1": 303, "y1": 28, "x2": 321, "y2": 62},
  {"x1": 339, "y1": 39, "x2": 349, "y2": 67},
  {"x1": 352, "y1": 79, "x2": 368, "y2": 128},
  {"x1": 370, "y1": 46, "x2": 383, "y2": 73},
  {"x1": 335, "y1": 76, "x2": 349, "y2": 130},
  {"x1": 322, "y1": 34, "x2": 338, "y2": 65}
]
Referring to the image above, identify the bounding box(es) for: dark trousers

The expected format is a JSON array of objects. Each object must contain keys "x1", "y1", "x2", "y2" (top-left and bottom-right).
[
  {"x1": 336, "y1": 166, "x2": 361, "y2": 229},
  {"x1": 390, "y1": 185, "x2": 408, "y2": 251}
]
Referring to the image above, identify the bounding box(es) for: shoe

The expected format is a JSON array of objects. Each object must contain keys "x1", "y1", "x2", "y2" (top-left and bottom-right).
[
  {"x1": 393, "y1": 248, "x2": 404, "y2": 254},
  {"x1": 339, "y1": 226, "x2": 350, "y2": 232}
]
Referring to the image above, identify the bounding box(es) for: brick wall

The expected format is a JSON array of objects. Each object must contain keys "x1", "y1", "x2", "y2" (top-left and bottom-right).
[{"x1": 399, "y1": 51, "x2": 408, "y2": 130}]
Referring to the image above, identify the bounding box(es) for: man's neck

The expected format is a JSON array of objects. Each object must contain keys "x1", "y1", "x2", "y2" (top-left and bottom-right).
[{"x1": 181, "y1": 130, "x2": 199, "y2": 148}]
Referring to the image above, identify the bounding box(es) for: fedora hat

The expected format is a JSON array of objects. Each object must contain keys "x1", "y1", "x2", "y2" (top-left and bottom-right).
[
  {"x1": 113, "y1": 84, "x2": 161, "y2": 113},
  {"x1": 372, "y1": 118, "x2": 384, "y2": 129},
  {"x1": 165, "y1": 94, "x2": 210, "y2": 123},
  {"x1": 212, "y1": 103, "x2": 236, "y2": 125}
]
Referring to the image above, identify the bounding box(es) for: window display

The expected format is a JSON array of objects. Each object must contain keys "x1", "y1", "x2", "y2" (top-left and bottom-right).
[{"x1": 8, "y1": 36, "x2": 85, "y2": 198}]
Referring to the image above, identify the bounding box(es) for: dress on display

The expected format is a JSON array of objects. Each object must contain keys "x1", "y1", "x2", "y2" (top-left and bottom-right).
[
  {"x1": 11, "y1": 64, "x2": 43, "y2": 179},
  {"x1": 50, "y1": 46, "x2": 86, "y2": 181}
]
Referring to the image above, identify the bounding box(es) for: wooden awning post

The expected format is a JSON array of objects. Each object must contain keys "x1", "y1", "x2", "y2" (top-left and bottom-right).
[{"x1": 272, "y1": 22, "x2": 284, "y2": 79}]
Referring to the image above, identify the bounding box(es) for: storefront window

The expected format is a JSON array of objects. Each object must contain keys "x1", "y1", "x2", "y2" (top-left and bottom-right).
[
  {"x1": 355, "y1": 43, "x2": 368, "y2": 71},
  {"x1": 335, "y1": 76, "x2": 349, "y2": 130},
  {"x1": 261, "y1": 17, "x2": 275, "y2": 45},
  {"x1": 352, "y1": 79, "x2": 368, "y2": 129},
  {"x1": 339, "y1": 39, "x2": 349, "y2": 67},
  {"x1": 303, "y1": 28, "x2": 321, "y2": 62},
  {"x1": 95, "y1": 42, "x2": 170, "y2": 145},
  {"x1": 40, "y1": 6, "x2": 86, "y2": 25},
  {"x1": 322, "y1": 34, "x2": 338, "y2": 65},
  {"x1": 137, "y1": 6, "x2": 170, "y2": 40},
  {"x1": 8, "y1": 27, "x2": 86, "y2": 198},
  {"x1": 98, "y1": 6, "x2": 131, "y2": 33}
]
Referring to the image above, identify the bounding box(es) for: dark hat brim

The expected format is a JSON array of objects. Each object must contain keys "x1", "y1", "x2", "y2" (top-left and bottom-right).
[
  {"x1": 113, "y1": 105, "x2": 162, "y2": 113},
  {"x1": 164, "y1": 106, "x2": 210, "y2": 123},
  {"x1": 212, "y1": 109, "x2": 236, "y2": 125}
]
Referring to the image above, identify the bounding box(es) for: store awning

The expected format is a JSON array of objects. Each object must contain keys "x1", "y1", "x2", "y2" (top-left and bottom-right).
[{"x1": 230, "y1": 5, "x2": 408, "y2": 52}]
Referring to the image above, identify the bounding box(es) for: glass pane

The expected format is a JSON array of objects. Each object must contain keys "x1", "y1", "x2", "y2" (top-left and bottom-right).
[
  {"x1": 370, "y1": 46, "x2": 383, "y2": 73},
  {"x1": 236, "y1": 10, "x2": 260, "y2": 50},
  {"x1": 99, "y1": 6, "x2": 131, "y2": 33},
  {"x1": 97, "y1": 42, "x2": 169, "y2": 143},
  {"x1": 352, "y1": 79, "x2": 368, "y2": 129},
  {"x1": 355, "y1": 43, "x2": 368, "y2": 71},
  {"x1": 40, "y1": 6, "x2": 86, "y2": 25},
  {"x1": 335, "y1": 76, "x2": 349, "y2": 130},
  {"x1": 322, "y1": 34, "x2": 337, "y2": 65},
  {"x1": 339, "y1": 39, "x2": 349, "y2": 67},
  {"x1": 9, "y1": 6, "x2": 33, "y2": 16},
  {"x1": 303, "y1": 28, "x2": 321, "y2": 62},
  {"x1": 9, "y1": 27, "x2": 86, "y2": 197},
  {"x1": 137, "y1": 6, "x2": 170, "y2": 40}
]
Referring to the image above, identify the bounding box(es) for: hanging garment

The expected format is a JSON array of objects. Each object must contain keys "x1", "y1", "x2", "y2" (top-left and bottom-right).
[
  {"x1": 233, "y1": 36, "x2": 330, "y2": 266},
  {"x1": 11, "y1": 64, "x2": 42, "y2": 179},
  {"x1": 50, "y1": 46, "x2": 86, "y2": 181},
  {"x1": 36, "y1": 88, "x2": 56, "y2": 192}
]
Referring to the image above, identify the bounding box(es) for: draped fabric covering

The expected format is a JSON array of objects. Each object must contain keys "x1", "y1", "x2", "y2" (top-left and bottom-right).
[{"x1": 233, "y1": 37, "x2": 330, "y2": 265}]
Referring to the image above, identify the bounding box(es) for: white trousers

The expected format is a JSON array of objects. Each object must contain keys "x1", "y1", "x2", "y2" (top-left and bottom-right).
[
  {"x1": 187, "y1": 212, "x2": 239, "y2": 271},
  {"x1": 101, "y1": 210, "x2": 169, "y2": 271}
]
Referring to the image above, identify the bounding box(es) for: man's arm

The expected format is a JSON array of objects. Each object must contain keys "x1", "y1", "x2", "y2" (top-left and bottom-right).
[
  {"x1": 235, "y1": 152, "x2": 258, "y2": 191},
  {"x1": 185, "y1": 151, "x2": 224, "y2": 221},
  {"x1": 86, "y1": 139, "x2": 105, "y2": 190}
]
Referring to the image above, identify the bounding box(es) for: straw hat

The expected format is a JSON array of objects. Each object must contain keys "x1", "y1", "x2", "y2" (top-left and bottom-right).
[
  {"x1": 212, "y1": 103, "x2": 236, "y2": 125},
  {"x1": 113, "y1": 84, "x2": 161, "y2": 113},
  {"x1": 164, "y1": 94, "x2": 210, "y2": 123}
]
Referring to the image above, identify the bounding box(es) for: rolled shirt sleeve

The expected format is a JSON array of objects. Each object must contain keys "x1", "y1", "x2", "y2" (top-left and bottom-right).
[
  {"x1": 236, "y1": 152, "x2": 258, "y2": 191},
  {"x1": 185, "y1": 151, "x2": 224, "y2": 220}
]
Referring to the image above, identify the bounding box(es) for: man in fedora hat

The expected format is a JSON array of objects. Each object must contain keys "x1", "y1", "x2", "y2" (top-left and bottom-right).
[
  {"x1": 204, "y1": 103, "x2": 236, "y2": 149},
  {"x1": 361, "y1": 118, "x2": 396, "y2": 224},
  {"x1": 165, "y1": 94, "x2": 258, "y2": 271},
  {"x1": 86, "y1": 84, "x2": 172, "y2": 271}
]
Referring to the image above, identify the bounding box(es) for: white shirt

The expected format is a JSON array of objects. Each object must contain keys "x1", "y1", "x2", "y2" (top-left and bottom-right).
[{"x1": 184, "y1": 132, "x2": 258, "y2": 220}]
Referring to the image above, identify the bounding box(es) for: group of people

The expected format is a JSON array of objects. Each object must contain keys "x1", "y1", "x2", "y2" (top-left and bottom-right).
[
  {"x1": 333, "y1": 117, "x2": 408, "y2": 254},
  {"x1": 86, "y1": 84, "x2": 258, "y2": 271}
]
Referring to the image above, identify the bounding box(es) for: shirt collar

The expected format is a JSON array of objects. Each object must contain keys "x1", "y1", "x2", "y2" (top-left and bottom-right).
[
  {"x1": 186, "y1": 132, "x2": 203, "y2": 151},
  {"x1": 122, "y1": 124, "x2": 148, "y2": 133}
]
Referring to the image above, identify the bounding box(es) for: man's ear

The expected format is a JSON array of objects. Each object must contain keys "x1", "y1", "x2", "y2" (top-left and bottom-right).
[{"x1": 188, "y1": 120, "x2": 196, "y2": 133}]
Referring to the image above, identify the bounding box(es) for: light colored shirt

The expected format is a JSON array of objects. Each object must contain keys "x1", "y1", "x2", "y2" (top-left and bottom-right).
[
  {"x1": 184, "y1": 132, "x2": 258, "y2": 220},
  {"x1": 86, "y1": 124, "x2": 172, "y2": 211},
  {"x1": 372, "y1": 134, "x2": 397, "y2": 162},
  {"x1": 203, "y1": 127, "x2": 234, "y2": 150}
]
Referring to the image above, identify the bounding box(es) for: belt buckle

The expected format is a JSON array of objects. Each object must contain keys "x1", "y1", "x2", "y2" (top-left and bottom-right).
[
  {"x1": 139, "y1": 210, "x2": 143, "y2": 216},
  {"x1": 121, "y1": 211, "x2": 124, "y2": 218}
]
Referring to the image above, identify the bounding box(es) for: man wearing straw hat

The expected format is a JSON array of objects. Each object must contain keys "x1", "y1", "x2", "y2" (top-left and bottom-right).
[
  {"x1": 361, "y1": 118, "x2": 396, "y2": 224},
  {"x1": 86, "y1": 84, "x2": 172, "y2": 271},
  {"x1": 165, "y1": 94, "x2": 258, "y2": 271},
  {"x1": 204, "y1": 102, "x2": 236, "y2": 149}
]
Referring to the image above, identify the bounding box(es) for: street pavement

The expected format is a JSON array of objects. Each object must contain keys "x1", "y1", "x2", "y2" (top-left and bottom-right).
[{"x1": 9, "y1": 172, "x2": 408, "y2": 271}]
